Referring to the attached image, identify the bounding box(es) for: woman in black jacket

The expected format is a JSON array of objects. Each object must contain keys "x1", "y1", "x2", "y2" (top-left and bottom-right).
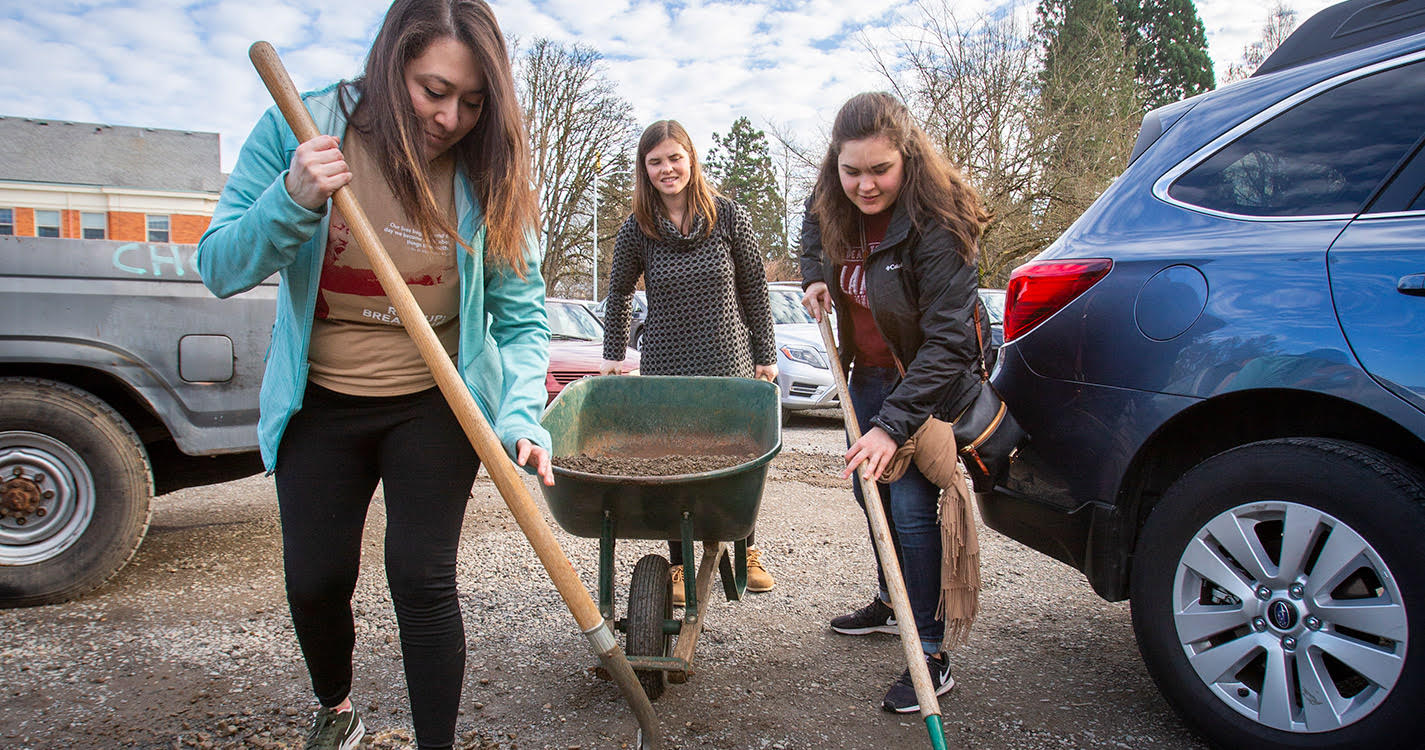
[{"x1": 800, "y1": 91, "x2": 989, "y2": 714}]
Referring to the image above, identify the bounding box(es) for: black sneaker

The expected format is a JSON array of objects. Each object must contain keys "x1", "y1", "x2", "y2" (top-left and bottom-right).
[
  {"x1": 830, "y1": 598, "x2": 897, "y2": 635},
  {"x1": 304, "y1": 706, "x2": 365, "y2": 750},
  {"x1": 881, "y1": 654, "x2": 954, "y2": 713}
]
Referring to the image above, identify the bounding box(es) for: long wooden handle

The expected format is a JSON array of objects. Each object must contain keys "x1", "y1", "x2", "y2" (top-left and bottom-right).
[
  {"x1": 248, "y1": 42, "x2": 658, "y2": 747},
  {"x1": 818, "y1": 315, "x2": 944, "y2": 725}
]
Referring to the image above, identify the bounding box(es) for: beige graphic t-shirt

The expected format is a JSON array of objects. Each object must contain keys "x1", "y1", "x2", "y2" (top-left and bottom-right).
[{"x1": 307, "y1": 128, "x2": 461, "y2": 396}]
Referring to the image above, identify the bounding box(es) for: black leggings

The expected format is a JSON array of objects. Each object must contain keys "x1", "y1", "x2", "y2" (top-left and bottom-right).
[{"x1": 274, "y1": 384, "x2": 478, "y2": 750}]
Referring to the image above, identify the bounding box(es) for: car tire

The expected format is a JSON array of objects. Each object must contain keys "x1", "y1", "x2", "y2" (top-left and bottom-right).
[
  {"x1": 0, "y1": 378, "x2": 153, "y2": 607},
  {"x1": 1130, "y1": 438, "x2": 1425, "y2": 749}
]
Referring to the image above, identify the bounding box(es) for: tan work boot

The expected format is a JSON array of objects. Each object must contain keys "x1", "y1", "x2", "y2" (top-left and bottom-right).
[
  {"x1": 670, "y1": 564, "x2": 685, "y2": 606},
  {"x1": 746, "y1": 547, "x2": 775, "y2": 592}
]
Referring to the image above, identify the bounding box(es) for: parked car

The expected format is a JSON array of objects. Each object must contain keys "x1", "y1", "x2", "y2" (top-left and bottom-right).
[
  {"x1": 591, "y1": 291, "x2": 648, "y2": 350},
  {"x1": 978, "y1": 288, "x2": 1004, "y2": 374},
  {"x1": 545, "y1": 298, "x2": 638, "y2": 403},
  {"x1": 595, "y1": 283, "x2": 839, "y2": 414},
  {"x1": 767, "y1": 281, "x2": 1002, "y2": 396},
  {"x1": 767, "y1": 285, "x2": 838, "y2": 414},
  {"x1": 984, "y1": 3, "x2": 1425, "y2": 748}
]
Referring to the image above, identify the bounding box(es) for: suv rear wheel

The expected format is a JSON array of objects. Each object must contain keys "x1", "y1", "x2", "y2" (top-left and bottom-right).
[{"x1": 1130, "y1": 438, "x2": 1424, "y2": 749}]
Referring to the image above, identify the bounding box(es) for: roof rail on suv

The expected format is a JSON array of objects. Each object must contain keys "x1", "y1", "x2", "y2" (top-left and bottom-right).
[{"x1": 1255, "y1": 0, "x2": 1425, "y2": 76}]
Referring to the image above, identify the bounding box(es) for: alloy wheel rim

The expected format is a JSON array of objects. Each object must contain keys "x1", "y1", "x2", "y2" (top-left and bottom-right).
[{"x1": 1171, "y1": 500, "x2": 1407, "y2": 733}]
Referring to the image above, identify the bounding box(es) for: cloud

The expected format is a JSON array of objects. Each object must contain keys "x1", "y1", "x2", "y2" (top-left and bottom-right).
[
  {"x1": 1197, "y1": 0, "x2": 1336, "y2": 77},
  {"x1": 0, "y1": 0, "x2": 1345, "y2": 173}
]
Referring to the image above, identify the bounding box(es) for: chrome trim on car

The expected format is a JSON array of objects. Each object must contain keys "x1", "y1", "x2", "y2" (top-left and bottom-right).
[{"x1": 1152, "y1": 49, "x2": 1425, "y2": 223}]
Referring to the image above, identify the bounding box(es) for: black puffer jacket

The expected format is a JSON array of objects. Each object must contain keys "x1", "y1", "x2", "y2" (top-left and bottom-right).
[{"x1": 799, "y1": 198, "x2": 983, "y2": 444}]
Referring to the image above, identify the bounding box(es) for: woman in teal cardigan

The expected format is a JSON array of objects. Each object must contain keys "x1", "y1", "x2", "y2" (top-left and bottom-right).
[{"x1": 196, "y1": 1, "x2": 549, "y2": 748}]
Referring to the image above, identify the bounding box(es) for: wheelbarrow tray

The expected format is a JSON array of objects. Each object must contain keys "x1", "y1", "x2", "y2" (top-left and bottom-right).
[{"x1": 540, "y1": 376, "x2": 781, "y2": 541}]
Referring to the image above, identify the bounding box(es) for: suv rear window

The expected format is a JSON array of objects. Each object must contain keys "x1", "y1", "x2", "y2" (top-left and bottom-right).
[{"x1": 1169, "y1": 59, "x2": 1425, "y2": 217}]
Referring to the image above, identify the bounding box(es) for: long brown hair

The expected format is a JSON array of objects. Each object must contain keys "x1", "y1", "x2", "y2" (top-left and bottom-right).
[
  {"x1": 345, "y1": 0, "x2": 537, "y2": 275},
  {"x1": 631, "y1": 120, "x2": 719, "y2": 240},
  {"x1": 812, "y1": 92, "x2": 987, "y2": 265}
]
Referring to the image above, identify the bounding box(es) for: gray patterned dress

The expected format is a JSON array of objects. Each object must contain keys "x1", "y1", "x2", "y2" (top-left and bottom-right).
[{"x1": 602, "y1": 197, "x2": 776, "y2": 376}]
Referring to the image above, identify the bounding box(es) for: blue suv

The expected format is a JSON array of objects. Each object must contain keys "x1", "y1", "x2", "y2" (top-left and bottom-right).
[{"x1": 984, "y1": 1, "x2": 1425, "y2": 748}]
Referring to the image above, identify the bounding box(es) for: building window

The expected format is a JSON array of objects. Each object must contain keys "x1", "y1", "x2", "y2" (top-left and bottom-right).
[
  {"x1": 81, "y1": 212, "x2": 107, "y2": 240},
  {"x1": 147, "y1": 214, "x2": 170, "y2": 243},
  {"x1": 35, "y1": 210, "x2": 61, "y2": 238},
  {"x1": 0, "y1": 208, "x2": 12, "y2": 235}
]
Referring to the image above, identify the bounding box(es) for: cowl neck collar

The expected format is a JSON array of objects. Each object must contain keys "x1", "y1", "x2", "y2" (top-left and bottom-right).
[{"x1": 654, "y1": 211, "x2": 708, "y2": 248}]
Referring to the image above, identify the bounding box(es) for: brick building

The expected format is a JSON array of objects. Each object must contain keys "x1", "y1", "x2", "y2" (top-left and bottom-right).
[{"x1": 0, "y1": 116, "x2": 225, "y2": 244}]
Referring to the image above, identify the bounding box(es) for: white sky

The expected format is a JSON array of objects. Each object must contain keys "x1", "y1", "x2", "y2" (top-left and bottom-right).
[{"x1": 0, "y1": 1, "x2": 1337, "y2": 173}]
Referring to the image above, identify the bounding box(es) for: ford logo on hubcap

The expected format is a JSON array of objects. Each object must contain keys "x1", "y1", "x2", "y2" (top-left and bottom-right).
[{"x1": 1268, "y1": 600, "x2": 1297, "y2": 630}]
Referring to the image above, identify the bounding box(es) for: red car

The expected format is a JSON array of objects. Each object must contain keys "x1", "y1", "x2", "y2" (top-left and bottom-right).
[{"x1": 545, "y1": 297, "x2": 639, "y2": 403}]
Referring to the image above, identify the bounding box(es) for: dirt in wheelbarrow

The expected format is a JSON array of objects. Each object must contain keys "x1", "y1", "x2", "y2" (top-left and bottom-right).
[{"x1": 554, "y1": 452, "x2": 761, "y2": 476}]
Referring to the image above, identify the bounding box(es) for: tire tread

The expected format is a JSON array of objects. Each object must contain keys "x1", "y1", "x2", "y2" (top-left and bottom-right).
[{"x1": 0, "y1": 377, "x2": 153, "y2": 607}]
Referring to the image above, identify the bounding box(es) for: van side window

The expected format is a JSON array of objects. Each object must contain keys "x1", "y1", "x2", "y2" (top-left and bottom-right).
[{"x1": 1169, "y1": 60, "x2": 1425, "y2": 217}]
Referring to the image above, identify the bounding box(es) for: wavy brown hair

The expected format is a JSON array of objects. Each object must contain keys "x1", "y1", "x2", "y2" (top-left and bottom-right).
[
  {"x1": 631, "y1": 120, "x2": 719, "y2": 240},
  {"x1": 344, "y1": 0, "x2": 537, "y2": 275},
  {"x1": 812, "y1": 92, "x2": 988, "y2": 266}
]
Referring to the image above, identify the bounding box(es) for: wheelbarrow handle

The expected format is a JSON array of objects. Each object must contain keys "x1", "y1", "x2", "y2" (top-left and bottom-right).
[
  {"x1": 817, "y1": 316, "x2": 948, "y2": 749},
  {"x1": 248, "y1": 41, "x2": 659, "y2": 749}
]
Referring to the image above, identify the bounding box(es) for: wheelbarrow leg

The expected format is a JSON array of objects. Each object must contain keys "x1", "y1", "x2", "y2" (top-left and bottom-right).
[
  {"x1": 599, "y1": 511, "x2": 616, "y2": 622},
  {"x1": 679, "y1": 512, "x2": 697, "y2": 613},
  {"x1": 719, "y1": 537, "x2": 748, "y2": 601},
  {"x1": 668, "y1": 540, "x2": 728, "y2": 684}
]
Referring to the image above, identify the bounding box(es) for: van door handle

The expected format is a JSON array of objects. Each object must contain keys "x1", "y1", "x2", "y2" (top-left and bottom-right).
[{"x1": 1400, "y1": 274, "x2": 1425, "y2": 296}]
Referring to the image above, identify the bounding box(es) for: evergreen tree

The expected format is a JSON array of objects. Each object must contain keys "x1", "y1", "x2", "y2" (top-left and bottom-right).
[
  {"x1": 1035, "y1": 0, "x2": 1141, "y2": 236},
  {"x1": 705, "y1": 117, "x2": 788, "y2": 261},
  {"x1": 1117, "y1": 0, "x2": 1214, "y2": 109}
]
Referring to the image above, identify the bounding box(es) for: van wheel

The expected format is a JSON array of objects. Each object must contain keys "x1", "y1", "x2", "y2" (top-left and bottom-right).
[
  {"x1": 1130, "y1": 438, "x2": 1425, "y2": 749},
  {"x1": 0, "y1": 378, "x2": 152, "y2": 607}
]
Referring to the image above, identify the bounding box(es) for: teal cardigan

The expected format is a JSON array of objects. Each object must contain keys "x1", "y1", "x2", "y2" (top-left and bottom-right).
[{"x1": 197, "y1": 82, "x2": 551, "y2": 471}]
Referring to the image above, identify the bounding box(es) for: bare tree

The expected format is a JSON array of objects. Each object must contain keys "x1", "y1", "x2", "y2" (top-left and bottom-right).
[
  {"x1": 861, "y1": 0, "x2": 1142, "y2": 285},
  {"x1": 866, "y1": 1, "x2": 1052, "y2": 284},
  {"x1": 1222, "y1": 2, "x2": 1299, "y2": 83},
  {"x1": 516, "y1": 39, "x2": 637, "y2": 297},
  {"x1": 764, "y1": 120, "x2": 822, "y2": 279}
]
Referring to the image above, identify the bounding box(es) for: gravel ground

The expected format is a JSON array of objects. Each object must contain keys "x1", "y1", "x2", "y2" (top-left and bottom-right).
[{"x1": 0, "y1": 410, "x2": 1209, "y2": 749}]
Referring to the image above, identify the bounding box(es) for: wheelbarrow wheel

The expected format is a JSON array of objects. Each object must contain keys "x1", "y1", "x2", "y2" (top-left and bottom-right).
[{"x1": 627, "y1": 553, "x2": 672, "y2": 701}]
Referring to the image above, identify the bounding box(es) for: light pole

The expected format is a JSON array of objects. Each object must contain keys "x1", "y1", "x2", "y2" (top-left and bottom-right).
[
  {"x1": 592, "y1": 156, "x2": 600, "y2": 302},
  {"x1": 590, "y1": 155, "x2": 633, "y2": 302}
]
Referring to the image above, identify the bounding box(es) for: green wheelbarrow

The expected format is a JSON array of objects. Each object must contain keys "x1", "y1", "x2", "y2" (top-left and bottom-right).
[{"x1": 540, "y1": 375, "x2": 782, "y2": 700}]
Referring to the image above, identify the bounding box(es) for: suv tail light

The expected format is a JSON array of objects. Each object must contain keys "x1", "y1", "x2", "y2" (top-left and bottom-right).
[{"x1": 1003, "y1": 259, "x2": 1112, "y2": 342}]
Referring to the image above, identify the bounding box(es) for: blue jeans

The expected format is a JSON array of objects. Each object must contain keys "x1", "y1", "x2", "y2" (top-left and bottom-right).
[{"x1": 848, "y1": 365, "x2": 944, "y2": 654}]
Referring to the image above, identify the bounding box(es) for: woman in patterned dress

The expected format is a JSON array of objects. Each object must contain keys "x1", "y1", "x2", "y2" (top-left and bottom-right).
[{"x1": 599, "y1": 119, "x2": 779, "y2": 600}]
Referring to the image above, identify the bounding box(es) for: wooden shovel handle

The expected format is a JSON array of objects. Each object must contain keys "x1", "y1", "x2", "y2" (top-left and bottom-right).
[
  {"x1": 818, "y1": 315, "x2": 944, "y2": 722},
  {"x1": 248, "y1": 42, "x2": 659, "y2": 744}
]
